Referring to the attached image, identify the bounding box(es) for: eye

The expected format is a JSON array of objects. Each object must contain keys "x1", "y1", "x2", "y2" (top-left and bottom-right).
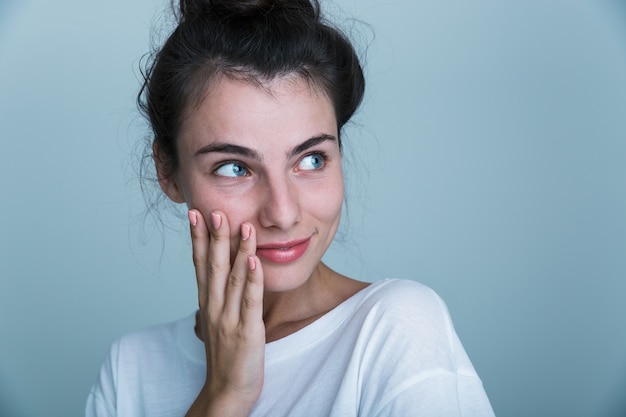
[
  {"x1": 215, "y1": 162, "x2": 248, "y2": 177},
  {"x1": 298, "y1": 153, "x2": 325, "y2": 171}
]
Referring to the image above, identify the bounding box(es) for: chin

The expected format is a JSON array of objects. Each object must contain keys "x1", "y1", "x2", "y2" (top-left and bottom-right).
[{"x1": 260, "y1": 264, "x2": 316, "y2": 294}]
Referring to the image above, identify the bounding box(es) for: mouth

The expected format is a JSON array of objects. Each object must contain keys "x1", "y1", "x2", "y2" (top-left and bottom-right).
[{"x1": 256, "y1": 237, "x2": 311, "y2": 264}]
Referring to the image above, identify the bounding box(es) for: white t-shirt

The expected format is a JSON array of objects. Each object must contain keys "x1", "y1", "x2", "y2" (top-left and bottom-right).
[{"x1": 86, "y1": 279, "x2": 494, "y2": 417}]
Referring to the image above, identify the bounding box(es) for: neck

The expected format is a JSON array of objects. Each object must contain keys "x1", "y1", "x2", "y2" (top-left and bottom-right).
[{"x1": 261, "y1": 263, "x2": 368, "y2": 342}]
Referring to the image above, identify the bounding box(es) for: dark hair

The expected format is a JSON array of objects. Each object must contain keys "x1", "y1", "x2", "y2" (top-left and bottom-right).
[{"x1": 138, "y1": 0, "x2": 365, "y2": 182}]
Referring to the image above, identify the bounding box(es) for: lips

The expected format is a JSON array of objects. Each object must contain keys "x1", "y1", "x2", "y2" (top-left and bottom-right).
[{"x1": 256, "y1": 237, "x2": 311, "y2": 264}]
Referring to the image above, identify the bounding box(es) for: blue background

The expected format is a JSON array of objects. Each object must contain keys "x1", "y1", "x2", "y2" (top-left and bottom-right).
[{"x1": 1, "y1": 0, "x2": 625, "y2": 416}]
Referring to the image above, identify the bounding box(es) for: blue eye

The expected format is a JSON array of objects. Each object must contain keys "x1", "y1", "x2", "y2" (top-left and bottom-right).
[
  {"x1": 298, "y1": 153, "x2": 325, "y2": 170},
  {"x1": 215, "y1": 162, "x2": 248, "y2": 177}
]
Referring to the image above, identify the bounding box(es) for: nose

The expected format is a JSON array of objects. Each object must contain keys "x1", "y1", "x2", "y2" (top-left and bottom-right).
[{"x1": 258, "y1": 175, "x2": 302, "y2": 230}]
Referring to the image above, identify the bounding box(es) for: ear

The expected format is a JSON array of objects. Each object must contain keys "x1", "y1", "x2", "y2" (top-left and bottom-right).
[{"x1": 153, "y1": 141, "x2": 186, "y2": 204}]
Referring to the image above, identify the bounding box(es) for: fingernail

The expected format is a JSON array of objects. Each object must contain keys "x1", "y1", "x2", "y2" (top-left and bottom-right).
[
  {"x1": 241, "y1": 223, "x2": 251, "y2": 241},
  {"x1": 248, "y1": 255, "x2": 256, "y2": 271},
  {"x1": 188, "y1": 210, "x2": 197, "y2": 226},
  {"x1": 211, "y1": 212, "x2": 221, "y2": 229}
]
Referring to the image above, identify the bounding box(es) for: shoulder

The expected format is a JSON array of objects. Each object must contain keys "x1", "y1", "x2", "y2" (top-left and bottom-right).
[
  {"x1": 357, "y1": 279, "x2": 452, "y2": 328},
  {"x1": 88, "y1": 313, "x2": 205, "y2": 416},
  {"x1": 90, "y1": 313, "x2": 198, "y2": 398},
  {"x1": 114, "y1": 315, "x2": 183, "y2": 349},
  {"x1": 365, "y1": 278, "x2": 444, "y2": 305},
  {"x1": 107, "y1": 312, "x2": 198, "y2": 368},
  {"x1": 350, "y1": 280, "x2": 494, "y2": 416},
  {"x1": 350, "y1": 279, "x2": 460, "y2": 368}
]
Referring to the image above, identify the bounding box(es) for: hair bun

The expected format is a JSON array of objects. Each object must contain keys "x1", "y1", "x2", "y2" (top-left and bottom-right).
[{"x1": 179, "y1": 0, "x2": 317, "y2": 20}]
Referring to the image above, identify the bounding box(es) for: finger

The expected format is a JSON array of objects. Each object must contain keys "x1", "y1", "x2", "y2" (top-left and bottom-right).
[
  {"x1": 223, "y1": 222, "x2": 257, "y2": 321},
  {"x1": 189, "y1": 209, "x2": 209, "y2": 309},
  {"x1": 241, "y1": 254, "x2": 264, "y2": 328},
  {"x1": 206, "y1": 210, "x2": 232, "y2": 313}
]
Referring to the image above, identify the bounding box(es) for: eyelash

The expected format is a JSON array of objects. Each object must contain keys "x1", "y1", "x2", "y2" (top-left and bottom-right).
[
  {"x1": 298, "y1": 151, "x2": 328, "y2": 171},
  {"x1": 212, "y1": 151, "x2": 329, "y2": 178},
  {"x1": 213, "y1": 160, "x2": 249, "y2": 178}
]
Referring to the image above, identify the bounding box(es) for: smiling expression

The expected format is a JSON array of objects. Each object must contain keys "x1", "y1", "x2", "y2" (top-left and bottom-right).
[{"x1": 159, "y1": 75, "x2": 344, "y2": 292}]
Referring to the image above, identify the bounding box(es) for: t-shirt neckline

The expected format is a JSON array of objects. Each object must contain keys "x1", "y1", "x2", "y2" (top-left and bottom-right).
[{"x1": 177, "y1": 279, "x2": 393, "y2": 364}]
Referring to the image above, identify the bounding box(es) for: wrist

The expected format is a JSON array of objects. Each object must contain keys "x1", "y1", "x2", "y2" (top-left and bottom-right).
[{"x1": 186, "y1": 385, "x2": 256, "y2": 417}]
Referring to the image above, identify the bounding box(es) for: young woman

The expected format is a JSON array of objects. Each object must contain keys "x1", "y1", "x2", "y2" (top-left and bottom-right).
[{"x1": 86, "y1": 0, "x2": 495, "y2": 416}]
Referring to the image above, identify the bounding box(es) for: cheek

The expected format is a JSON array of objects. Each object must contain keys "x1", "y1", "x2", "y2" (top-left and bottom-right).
[
  {"x1": 200, "y1": 196, "x2": 255, "y2": 232},
  {"x1": 178, "y1": 169, "x2": 254, "y2": 224},
  {"x1": 185, "y1": 183, "x2": 256, "y2": 236},
  {"x1": 192, "y1": 193, "x2": 256, "y2": 265},
  {"x1": 326, "y1": 188, "x2": 344, "y2": 223},
  {"x1": 306, "y1": 176, "x2": 344, "y2": 223}
]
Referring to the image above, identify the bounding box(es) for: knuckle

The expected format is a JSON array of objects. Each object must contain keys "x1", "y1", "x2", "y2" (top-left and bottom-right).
[
  {"x1": 228, "y1": 272, "x2": 244, "y2": 288},
  {"x1": 242, "y1": 294, "x2": 260, "y2": 310},
  {"x1": 191, "y1": 253, "x2": 205, "y2": 269},
  {"x1": 210, "y1": 229, "x2": 227, "y2": 242},
  {"x1": 208, "y1": 314, "x2": 222, "y2": 330},
  {"x1": 238, "y1": 244, "x2": 249, "y2": 256},
  {"x1": 207, "y1": 260, "x2": 221, "y2": 276},
  {"x1": 200, "y1": 251, "x2": 228, "y2": 277}
]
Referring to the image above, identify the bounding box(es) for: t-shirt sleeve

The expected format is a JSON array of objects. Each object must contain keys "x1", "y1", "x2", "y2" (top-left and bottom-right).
[
  {"x1": 371, "y1": 370, "x2": 495, "y2": 417},
  {"x1": 85, "y1": 341, "x2": 118, "y2": 417},
  {"x1": 358, "y1": 280, "x2": 495, "y2": 417}
]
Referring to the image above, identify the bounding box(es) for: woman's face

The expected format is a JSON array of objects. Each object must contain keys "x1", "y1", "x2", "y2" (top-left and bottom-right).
[{"x1": 160, "y1": 76, "x2": 344, "y2": 292}]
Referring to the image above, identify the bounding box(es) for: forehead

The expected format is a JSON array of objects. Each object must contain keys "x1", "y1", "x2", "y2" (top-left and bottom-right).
[{"x1": 177, "y1": 76, "x2": 338, "y2": 154}]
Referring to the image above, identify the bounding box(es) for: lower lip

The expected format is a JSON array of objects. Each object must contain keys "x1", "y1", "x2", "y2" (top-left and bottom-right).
[{"x1": 257, "y1": 239, "x2": 311, "y2": 264}]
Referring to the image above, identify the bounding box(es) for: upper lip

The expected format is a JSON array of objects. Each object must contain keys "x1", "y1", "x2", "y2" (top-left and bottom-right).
[{"x1": 256, "y1": 237, "x2": 311, "y2": 250}]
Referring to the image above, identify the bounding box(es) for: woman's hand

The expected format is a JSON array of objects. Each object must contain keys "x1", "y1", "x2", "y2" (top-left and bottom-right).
[{"x1": 186, "y1": 209, "x2": 265, "y2": 417}]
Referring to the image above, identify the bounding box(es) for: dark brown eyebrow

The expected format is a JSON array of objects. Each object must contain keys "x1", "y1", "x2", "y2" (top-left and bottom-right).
[
  {"x1": 193, "y1": 134, "x2": 336, "y2": 160},
  {"x1": 288, "y1": 134, "x2": 336, "y2": 159},
  {"x1": 194, "y1": 143, "x2": 261, "y2": 160}
]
